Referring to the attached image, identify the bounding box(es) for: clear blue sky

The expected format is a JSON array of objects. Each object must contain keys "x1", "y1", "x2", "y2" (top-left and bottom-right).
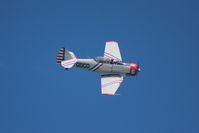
[{"x1": 0, "y1": 0, "x2": 199, "y2": 133}]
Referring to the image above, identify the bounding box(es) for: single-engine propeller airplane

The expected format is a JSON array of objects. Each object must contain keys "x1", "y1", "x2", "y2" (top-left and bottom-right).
[{"x1": 56, "y1": 41, "x2": 140, "y2": 96}]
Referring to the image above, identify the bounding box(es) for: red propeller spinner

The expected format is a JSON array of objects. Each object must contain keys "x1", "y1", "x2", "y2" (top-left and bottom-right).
[{"x1": 130, "y1": 63, "x2": 141, "y2": 76}]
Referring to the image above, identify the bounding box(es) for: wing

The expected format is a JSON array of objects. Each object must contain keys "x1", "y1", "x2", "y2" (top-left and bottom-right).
[
  {"x1": 101, "y1": 74, "x2": 124, "y2": 96},
  {"x1": 104, "y1": 41, "x2": 122, "y2": 61}
]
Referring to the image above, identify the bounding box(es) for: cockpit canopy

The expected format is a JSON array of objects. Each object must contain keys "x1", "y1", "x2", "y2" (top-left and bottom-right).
[{"x1": 94, "y1": 57, "x2": 123, "y2": 65}]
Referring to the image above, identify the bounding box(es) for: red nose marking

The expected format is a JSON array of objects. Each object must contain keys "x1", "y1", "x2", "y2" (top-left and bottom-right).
[
  {"x1": 130, "y1": 64, "x2": 139, "y2": 76},
  {"x1": 130, "y1": 64, "x2": 138, "y2": 71}
]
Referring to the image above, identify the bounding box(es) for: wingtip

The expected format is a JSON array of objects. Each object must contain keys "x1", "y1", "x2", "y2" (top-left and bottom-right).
[
  {"x1": 102, "y1": 93, "x2": 116, "y2": 96},
  {"x1": 106, "y1": 41, "x2": 118, "y2": 44}
]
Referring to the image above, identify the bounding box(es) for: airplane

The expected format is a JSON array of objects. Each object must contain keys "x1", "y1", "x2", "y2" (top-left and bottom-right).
[{"x1": 56, "y1": 41, "x2": 140, "y2": 96}]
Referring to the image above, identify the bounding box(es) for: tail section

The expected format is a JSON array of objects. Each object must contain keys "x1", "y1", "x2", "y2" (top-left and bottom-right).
[{"x1": 56, "y1": 48, "x2": 77, "y2": 69}]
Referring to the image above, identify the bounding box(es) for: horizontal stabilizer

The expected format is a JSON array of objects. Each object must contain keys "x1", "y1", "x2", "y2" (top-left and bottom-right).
[{"x1": 56, "y1": 48, "x2": 77, "y2": 69}]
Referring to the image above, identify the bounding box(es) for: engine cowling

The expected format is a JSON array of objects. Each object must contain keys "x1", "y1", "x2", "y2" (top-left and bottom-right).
[{"x1": 130, "y1": 63, "x2": 140, "y2": 76}]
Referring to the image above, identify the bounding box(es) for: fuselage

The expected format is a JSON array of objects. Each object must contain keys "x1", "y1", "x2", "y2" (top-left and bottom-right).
[{"x1": 74, "y1": 57, "x2": 139, "y2": 76}]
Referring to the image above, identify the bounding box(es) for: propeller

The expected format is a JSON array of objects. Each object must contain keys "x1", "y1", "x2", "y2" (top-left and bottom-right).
[
  {"x1": 137, "y1": 62, "x2": 141, "y2": 72},
  {"x1": 136, "y1": 62, "x2": 141, "y2": 78}
]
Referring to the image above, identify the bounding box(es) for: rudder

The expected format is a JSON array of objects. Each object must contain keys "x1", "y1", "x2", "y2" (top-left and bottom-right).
[{"x1": 56, "y1": 48, "x2": 77, "y2": 69}]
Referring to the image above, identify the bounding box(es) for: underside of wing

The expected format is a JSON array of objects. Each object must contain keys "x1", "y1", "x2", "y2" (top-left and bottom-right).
[
  {"x1": 104, "y1": 41, "x2": 122, "y2": 61},
  {"x1": 101, "y1": 74, "x2": 123, "y2": 96}
]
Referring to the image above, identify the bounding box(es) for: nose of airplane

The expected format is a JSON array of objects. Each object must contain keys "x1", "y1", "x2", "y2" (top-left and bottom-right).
[
  {"x1": 130, "y1": 63, "x2": 139, "y2": 71},
  {"x1": 130, "y1": 63, "x2": 140, "y2": 75}
]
